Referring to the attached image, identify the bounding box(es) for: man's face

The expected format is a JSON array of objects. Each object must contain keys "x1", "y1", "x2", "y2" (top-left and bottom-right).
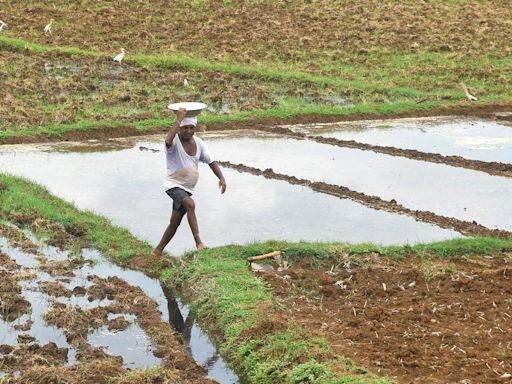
[{"x1": 179, "y1": 125, "x2": 195, "y2": 139}]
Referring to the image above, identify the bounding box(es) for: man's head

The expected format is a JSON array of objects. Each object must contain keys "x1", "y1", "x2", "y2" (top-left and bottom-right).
[{"x1": 178, "y1": 117, "x2": 197, "y2": 139}]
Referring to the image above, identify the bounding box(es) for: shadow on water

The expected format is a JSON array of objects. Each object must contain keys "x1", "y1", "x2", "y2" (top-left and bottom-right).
[{"x1": 163, "y1": 286, "x2": 239, "y2": 384}]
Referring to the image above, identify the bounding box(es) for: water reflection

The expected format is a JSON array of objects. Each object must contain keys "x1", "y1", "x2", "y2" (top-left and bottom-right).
[
  {"x1": 163, "y1": 286, "x2": 238, "y2": 383},
  {"x1": 0, "y1": 139, "x2": 460, "y2": 251}
]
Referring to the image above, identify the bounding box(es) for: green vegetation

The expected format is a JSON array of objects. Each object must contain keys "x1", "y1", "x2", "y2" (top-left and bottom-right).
[{"x1": 0, "y1": 173, "x2": 153, "y2": 264}]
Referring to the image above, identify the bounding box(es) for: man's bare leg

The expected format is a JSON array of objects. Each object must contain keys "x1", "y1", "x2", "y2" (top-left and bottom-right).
[
  {"x1": 181, "y1": 197, "x2": 206, "y2": 250},
  {"x1": 152, "y1": 209, "x2": 184, "y2": 257}
]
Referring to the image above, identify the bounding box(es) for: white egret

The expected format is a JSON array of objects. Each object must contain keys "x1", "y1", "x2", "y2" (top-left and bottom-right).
[
  {"x1": 44, "y1": 18, "x2": 54, "y2": 34},
  {"x1": 0, "y1": 20, "x2": 6, "y2": 32},
  {"x1": 461, "y1": 83, "x2": 478, "y2": 101},
  {"x1": 113, "y1": 48, "x2": 125, "y2": 63}
]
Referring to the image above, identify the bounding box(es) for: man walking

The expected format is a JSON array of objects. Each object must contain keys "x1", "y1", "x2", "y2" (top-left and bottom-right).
[{"x1": 153, "y1": 107, "x2": 226, "y2": 256}]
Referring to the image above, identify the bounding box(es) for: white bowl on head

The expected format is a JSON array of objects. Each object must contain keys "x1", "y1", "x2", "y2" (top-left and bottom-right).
[{"x1": 168, "y1": 102, "x2": 207, "y2": 117}]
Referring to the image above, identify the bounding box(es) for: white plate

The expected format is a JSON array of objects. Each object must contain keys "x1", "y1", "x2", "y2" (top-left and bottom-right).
[{"x1": 168, "y1": 102, "x2": 207, "y2": 117}]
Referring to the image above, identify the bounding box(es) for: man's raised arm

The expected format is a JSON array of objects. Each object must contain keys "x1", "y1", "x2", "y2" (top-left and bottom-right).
[{"x1": 165, "y1": 107, "x2": 187, "y2": 147}]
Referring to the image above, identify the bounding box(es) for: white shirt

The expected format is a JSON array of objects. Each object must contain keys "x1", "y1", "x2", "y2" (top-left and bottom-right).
[{"x1": 164, "y1": 135, "x2": 214, "y2": 193}]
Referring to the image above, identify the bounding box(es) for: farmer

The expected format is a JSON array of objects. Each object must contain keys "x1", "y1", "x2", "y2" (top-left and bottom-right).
[{"x1": 152, "y1": 107, "x2": 226, "y2": 256}]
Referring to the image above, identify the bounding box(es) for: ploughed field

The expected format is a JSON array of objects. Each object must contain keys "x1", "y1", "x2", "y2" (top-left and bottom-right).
[{"x1": 257, "y1": 251, "x2": 512, "y2": 384}]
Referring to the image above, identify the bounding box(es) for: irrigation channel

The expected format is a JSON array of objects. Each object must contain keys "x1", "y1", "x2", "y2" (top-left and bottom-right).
[{"x1": 0, "y1": 115, "x2": 511, "y2": 381}]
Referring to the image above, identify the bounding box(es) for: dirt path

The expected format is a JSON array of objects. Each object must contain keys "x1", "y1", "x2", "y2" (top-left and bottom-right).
[
  {"x1": 260, "y1": 253, "x2": 512, "y2": 383},
  {"x1": 218, "y1": 161, "x2": 512, "y2": 239}
]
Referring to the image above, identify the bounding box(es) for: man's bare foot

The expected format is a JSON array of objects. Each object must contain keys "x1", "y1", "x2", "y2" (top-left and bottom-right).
[
  {"x1": 196, "y1": 243, "x2": 207, "y2": 250},
  {"x1": 152, "y1": 249, "x2": 163, "y2": 257}
]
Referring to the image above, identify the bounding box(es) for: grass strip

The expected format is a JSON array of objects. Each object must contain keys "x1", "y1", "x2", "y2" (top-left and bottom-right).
[
  {"x1": 2, "y1": 97, "x2": 495, "y2": 143},
  {"x1": 0, "y1": 173, "x2": 152, "y2": 263},
  {"x1": 0, "y1": 35, "x2": 455, "y2": 99}
]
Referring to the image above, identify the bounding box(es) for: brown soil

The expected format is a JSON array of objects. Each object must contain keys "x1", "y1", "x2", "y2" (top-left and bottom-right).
[
  {"x1": 0, "y1": 254, "x2": 31, "y2": 322},
  {"x1": 40, "y1": 281, "x2": 73, "y2": 297},
  {"x1": 219, "y1": 161, "x2": 512, "y2": 238},
  {"x1": 2, "y1": 1, "x2": 511, "y2": 63},
  {"x1": 259, "y1": 253, "x2": 512, "y2": 383}
]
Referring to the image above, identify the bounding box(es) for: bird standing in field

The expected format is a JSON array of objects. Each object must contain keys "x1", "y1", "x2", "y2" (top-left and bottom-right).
[
  {"x1": 113, "y1": 48, "x2": 125, "y2": 63},
  {"x1": 44, "y1": 18, "x2": 54, "y2": 34},
  {"x1": 461, "y1": 83, "x2": 478, "y2": 101},
  {"x1": 0, "y1": 20, "x2": 7, "y2": 32},
  {"x1": 183, "y1": 78, "x2": 190, "y2": 88}
]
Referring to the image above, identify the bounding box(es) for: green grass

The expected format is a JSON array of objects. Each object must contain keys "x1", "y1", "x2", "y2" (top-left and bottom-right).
[
  {"x1": 0, "y1": 173, "x2": 152, "y2": 263},
  {"x1": 0, "y1": 98, "x2": 464, "y2": 142}
]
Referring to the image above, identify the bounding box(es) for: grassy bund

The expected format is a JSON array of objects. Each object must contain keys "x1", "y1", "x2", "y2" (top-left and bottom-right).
[{"x1": 1, "y1": 174, "x2": 511, "y2": 383}]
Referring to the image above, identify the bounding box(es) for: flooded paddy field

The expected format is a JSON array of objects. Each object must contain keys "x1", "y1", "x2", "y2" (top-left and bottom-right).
[
  {"x1": 0, "y1": 222, "x2": 237, "y2": 383},
  {"x1": 284, "y1": 116, "x2": 512, "y2": 164},
  {"x1": 203, "y1": 132, "x2": 512, "y2": 231},
  {"x1": 0, "y1": 137, "x2": 460, "y2": 255}
]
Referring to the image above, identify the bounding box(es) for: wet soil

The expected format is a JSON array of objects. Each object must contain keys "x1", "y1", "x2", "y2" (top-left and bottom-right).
[
  {"x1": 0, "y1": 221, "x2": 216, "y2": 383},
  {"x1": 218, "y1": 161, "x2": 512, "y2": 239},
  {"x1": 259, "y1": 253, "x2": 512, "y2": 383}
]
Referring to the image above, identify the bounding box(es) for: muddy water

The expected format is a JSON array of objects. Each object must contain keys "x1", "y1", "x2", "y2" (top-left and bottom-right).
[
  {"x1": 0, "y1": 141, "x2": 459, "y2": 250},
  {"x1": 0, "y1": 236, "x2": 157, "y2": 368},
  {"x1": 285, "y1": 116, "x2": 512, "y2": 163},
  {"x1": 0, "y1": 231, "x2": 239, "y2": 383},
  {"x1": 202, "y1": 134, "x2": 512, "y2": 231}
]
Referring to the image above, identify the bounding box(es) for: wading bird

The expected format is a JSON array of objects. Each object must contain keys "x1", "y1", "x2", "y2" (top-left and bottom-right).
[
  {"x1": 461, "y1": 83, "x2": 478, "y2": 101},
  {"x1": 113, "y1": 48, "x2": 125, "y2": 63},
  {"x1": 0, "y1": 20, "x2": 7, "y2": 32},
  {"x1": 44, "y1": 18, "x2": 54, "y2": 34}
]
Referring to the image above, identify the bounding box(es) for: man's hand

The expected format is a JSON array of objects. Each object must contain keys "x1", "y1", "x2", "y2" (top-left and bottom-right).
[
  {"x1": 176, "y1": 107, "x2": 187, "y2": 123},
  {"x1": 219, "y1": 178, "x2": 226, "y2": 194}
]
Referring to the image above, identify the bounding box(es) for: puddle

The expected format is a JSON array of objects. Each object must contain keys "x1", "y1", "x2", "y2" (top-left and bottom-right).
[
  {"x1": 0, "y1": 229, "x2": 239, "y2": 383},
  {"x1": 284, "y1": 116, "x2": 512, "y2": 164},
  {"x1": 0, "y1": 238, "x2": 75, "y2": 362},
  {"x1": 0, "y1": 140, "x2": 460, "y2": 250},
  {"x1": 88, "y1": 321, "x2": 160, "y2": 369},
  {"x1": 202, "y1": 134, "x2": 512, "y2": 231}
]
